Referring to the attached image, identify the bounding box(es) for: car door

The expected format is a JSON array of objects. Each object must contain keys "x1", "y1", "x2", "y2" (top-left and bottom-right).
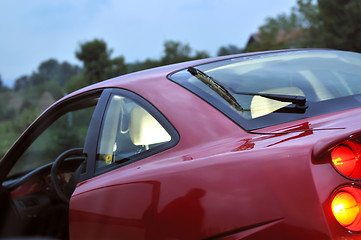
[
  {"x1": 69, "y1": 88, "x2": 179, "y2": 240},
  {"x1": 0, "y1": 89, "x2": 105, "y2": 238}
]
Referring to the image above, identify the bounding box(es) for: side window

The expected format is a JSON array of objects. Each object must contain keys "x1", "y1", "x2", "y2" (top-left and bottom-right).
[
  {"x1": 7, "y1": 96, "x2": 98, "y2": 178},
  {"x1": 96, "y1": 94, "x2": 174, "y2": 170}
]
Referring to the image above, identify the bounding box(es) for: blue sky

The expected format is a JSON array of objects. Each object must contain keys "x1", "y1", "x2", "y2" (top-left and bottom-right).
[{"x1": 0, "y1": 0, "x2": 297, "y2": 87}]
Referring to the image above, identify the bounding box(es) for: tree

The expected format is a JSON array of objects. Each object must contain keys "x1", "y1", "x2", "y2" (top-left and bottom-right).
[
  {"x1": 246, "y1": 11, "x2": 304, "y2": 52},
  {"x1": 38, "y1": 59, "x2": 59, "y2": 79},
  {"x1": 59, "y1": 62, "x2": 81, "y2": 86},
  {"x1": 160, "y1": 40, "x2": 210, "y2": 65},
  {"x1": 14, "y1": 59, "x2": 80, "y2": 91},
  {"x1": 28, "y1": 59, "x2": 60, "y2": 86},
  {"x1": 128, "y1": 59, "x2": 162, "y2": 73},
  {"x1": 14, "y1": 75, "x2": 30, "y2": 91},
  {"x1": 64, "y1": 73, "x2": 88, "y2": 93},
  {"x1": 247, "y1": 0, "x2": 361, "y2": 53},
  {"x1": 161, "y1": 41, "x2": 192, "y2": 65},
  {"x1": 76, "y1": 39, "x2": 112, "y2": 84},
  {"x1": 295, "y1": 0, "x2": 322, "y2": 47},
  {"x1": 126, "y1": 40, "x2": 209, "y2": 73},
  {"x1": 296, "y1": 0, "x2": 361, "y2": 52},
  {"x1": 217, "y1": 44, "x2": 244, "y2": 56},
  {"x1": 194, "y1": 50, "x2": 210, "y2": 59},
  {"x1": 0, "y1": 75, "x2": 9, "y2": 93},
  {"x1": 30, "y1": 72, "x2": 48, "y2": 86},
  {"x1": 317, "y1": 0, "x2": 361, "y2": 52},
  {"x1": 106, "y1": 56, "x2": 128, "y2": 78}
]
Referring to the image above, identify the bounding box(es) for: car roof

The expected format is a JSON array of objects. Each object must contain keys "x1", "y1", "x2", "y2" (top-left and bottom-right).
[{"x1": 64, "y1": 49, "x2": 304, "y2": 100}]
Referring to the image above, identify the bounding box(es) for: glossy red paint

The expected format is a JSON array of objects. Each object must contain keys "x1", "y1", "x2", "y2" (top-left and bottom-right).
[
  {"x1": 65, "y1": 65, "x2": 361, "y2": 239},
  {"x1": 4, "y1": 50, "x2": 361, "y2": 239}
]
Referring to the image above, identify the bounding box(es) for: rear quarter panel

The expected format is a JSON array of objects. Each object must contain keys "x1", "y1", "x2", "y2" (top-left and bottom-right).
[
  {"x1": 68, "y1": 74, "x2": 341, "y2": 239},
  {"x1": 69, "y1": 136, "x2": 331, "y2": 239}
]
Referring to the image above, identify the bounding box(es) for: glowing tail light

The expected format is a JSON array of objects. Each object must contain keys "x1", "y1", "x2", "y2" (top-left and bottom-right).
[
  {"x1": 331, "y1": 142, "x2": 361, "y2": 178},
  {"x1": 332, "y1": 192, "x2": 359, "y2": 226},
  {"x1": 331, "y1": 187, "x2": 361, "y2": 231}
]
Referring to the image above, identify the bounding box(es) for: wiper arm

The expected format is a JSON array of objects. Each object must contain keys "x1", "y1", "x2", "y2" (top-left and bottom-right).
[
  {"x1": 228, "y1": 88, "x2": 308, "y2": 114},
  {"x1": 188, "y1": 67, "x2": 308, "y2": 113},
  {"x1": 188, "y1": 67, "x2": 243, "y2": 111},
  {"x1": 228, "y1": 88, "x2": 307, "y2": 107}
]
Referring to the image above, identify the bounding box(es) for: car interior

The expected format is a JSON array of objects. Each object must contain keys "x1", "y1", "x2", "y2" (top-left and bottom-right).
[
  {"x1": 0, "y1": 91, "x2": 174, "y2": 239},
  {"x1": 0, "y1": 93, "x2": 100, "y2": 239}
]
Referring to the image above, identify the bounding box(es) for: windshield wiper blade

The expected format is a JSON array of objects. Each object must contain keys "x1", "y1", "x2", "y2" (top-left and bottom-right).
[
  {"x1": 188, "y1": 67, "x2": 308, "y2": 113},
  {"x1": 188, "y1": 67, "x2": 244, "y2": 111}
]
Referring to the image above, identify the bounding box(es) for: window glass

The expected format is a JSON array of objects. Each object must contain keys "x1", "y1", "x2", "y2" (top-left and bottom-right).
[
  {"x1": 169, "y1": 50, "x2": 361, "y2": 130},
  {"x1": 96, "y1": 95, "x2": 172, "y2": 170},
  {"x1": 8, "y1": 103, "x2": 96, "y2": 177}
]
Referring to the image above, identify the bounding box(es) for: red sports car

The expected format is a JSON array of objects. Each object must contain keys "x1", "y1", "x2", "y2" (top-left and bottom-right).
[{"x1": 1, "y1": 49, "x2": 361, "y2": 239}]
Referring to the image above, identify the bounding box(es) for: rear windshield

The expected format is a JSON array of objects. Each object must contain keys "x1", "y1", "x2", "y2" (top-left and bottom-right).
[{"x1": 168, "y1": 50, "x2": 361, "y2": 130}]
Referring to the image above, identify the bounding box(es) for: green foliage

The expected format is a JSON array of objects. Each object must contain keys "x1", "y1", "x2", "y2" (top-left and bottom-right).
[
  {"x1": 14, "y1": 59, "x2": 80, "y2": 92},
  {"x1": 0, "y1": 92, "x2": 16, "y2": 121},
  {"x1": 37, "y1": 59, "x2": 59, "y2": 82},
  {"x1": 0, "y1": 74, "x2": 10, "y2": 93},
  {"x1": 29, "y1": 59, "x2": 79, "y2": 86},
  {"x1": 2, "y1": 0, "x2": 361, "y2": 164},
  {"x1": 161, "y1": 40, "x2": 209, "y2": 65},
  {"x1": 217, "y1": 44, "x2": 244, "y2": 56},
  {"x1": 64, "y1": 73, "x2": 88, "y2": 93},
  {"x1": 106, "y1": 56, "x2": 128, "y2": 78},
  {"x1": 14, "y1": 75, "x2": 30, "y2": 91},
  {"x1": 128, "y1": 59, "x2": 162, "y2": 73},
  {"x1": 247, "y1": 0, "x2": 361, "y2": 53},
  {"x1": 0, "y1": 99, "x2": 38, "y2": 157},
  {"x1": 0, "y1": 86, "x2": 58, "y2": 157},
  {"x1": 75, "y1": 39, "x2": 129, "y2": 83},
  {"x1": 76, "y1": 39, "x2": 112, "y2": 84},
  {"x1": 296, "y1": 0, "x2": 323, "y2": 47},
  {"x1": 317, "y1": 0, "x2": 361, "y2": 52},
  {"x1": 161, "y1": 41, "x2": 192, "y2": 64},
  {"x1": 37, "y1": 80, "x2": 63, "y2": 100},
  {"x1": 127, "y1": 40, "x2": 209, "y2": 73},
  {"x1": 10, "y1": 105, "x2": 39, "y2": 133},
  {"x1": 194, "y1": 50, "x2": 210, "y2": 59},
  {"x1": 3, "y1": 58, "x2": 81, "y2": 156},
  {"x1": 246, "y1": 11, "x2": 304, "y2": 51},
  {"x1": 45, "y1": 112, "x2": 83, "y2": 157},
  {"x1": 0, "y1": 120, "x2": 19, "y2": 158},
  {"x1": 0, "y1": 39, "x2": 211, "y2": 158},
  {"x1": 59, "y1": 62, "x2": 81, "y2": 86}
]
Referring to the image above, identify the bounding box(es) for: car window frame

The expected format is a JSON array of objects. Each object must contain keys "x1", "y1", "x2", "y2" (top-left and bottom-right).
[
  {"x1": 85, "y1": 88, "x2": 180, "y2": 179},
  {"x1": 168, "y1": 50, "x2": 361, "y2": 131},
  {"x1": 0, "y1": 89, "x2": 104, "y2": 184}
]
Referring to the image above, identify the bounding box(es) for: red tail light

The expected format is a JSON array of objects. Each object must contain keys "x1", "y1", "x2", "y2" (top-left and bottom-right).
[
  {"x1": 331, "y1": 186, "x2": 361, "y2": 231},
  {"x1": 331, "y1": 142, "x2": 361, "y2": 178},
  {"x1": 332, "y1": 191, "x2": 359, "y2": 226}
]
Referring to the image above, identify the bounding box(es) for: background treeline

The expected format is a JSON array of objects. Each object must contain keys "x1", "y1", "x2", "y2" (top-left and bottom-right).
[
  {"x1": 0, "y1": 40, "x2": 243, "y2": 158},
  {"x1": 246, "y1": 0, "x2": 361, "y2": 52},
  {"x1": 1, "y1": 0, "x2": 360, "y2": 158}
]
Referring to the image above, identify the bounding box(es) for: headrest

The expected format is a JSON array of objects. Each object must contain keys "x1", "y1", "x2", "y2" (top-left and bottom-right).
[
  {"x1": 129, "y1": 106, "x2": 171, "y2": 146},
  {"x1": 250, "y1": 87, "x2": 305, "y2": 119}
]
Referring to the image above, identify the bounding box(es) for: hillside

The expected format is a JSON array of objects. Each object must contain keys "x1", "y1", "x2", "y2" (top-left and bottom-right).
[{"x1": 0, "y1": 90, "x2": 55, "y2": 158}]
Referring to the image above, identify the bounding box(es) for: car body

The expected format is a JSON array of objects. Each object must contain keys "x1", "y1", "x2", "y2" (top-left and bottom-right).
[{"x1": 2, "y1": 49, "x2": 361, "y2": 239}]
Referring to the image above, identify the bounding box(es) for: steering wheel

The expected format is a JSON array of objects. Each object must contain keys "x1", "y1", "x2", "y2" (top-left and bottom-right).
[{"x1": 50, "y1": 148, "x2": 86, "y2": 203}]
